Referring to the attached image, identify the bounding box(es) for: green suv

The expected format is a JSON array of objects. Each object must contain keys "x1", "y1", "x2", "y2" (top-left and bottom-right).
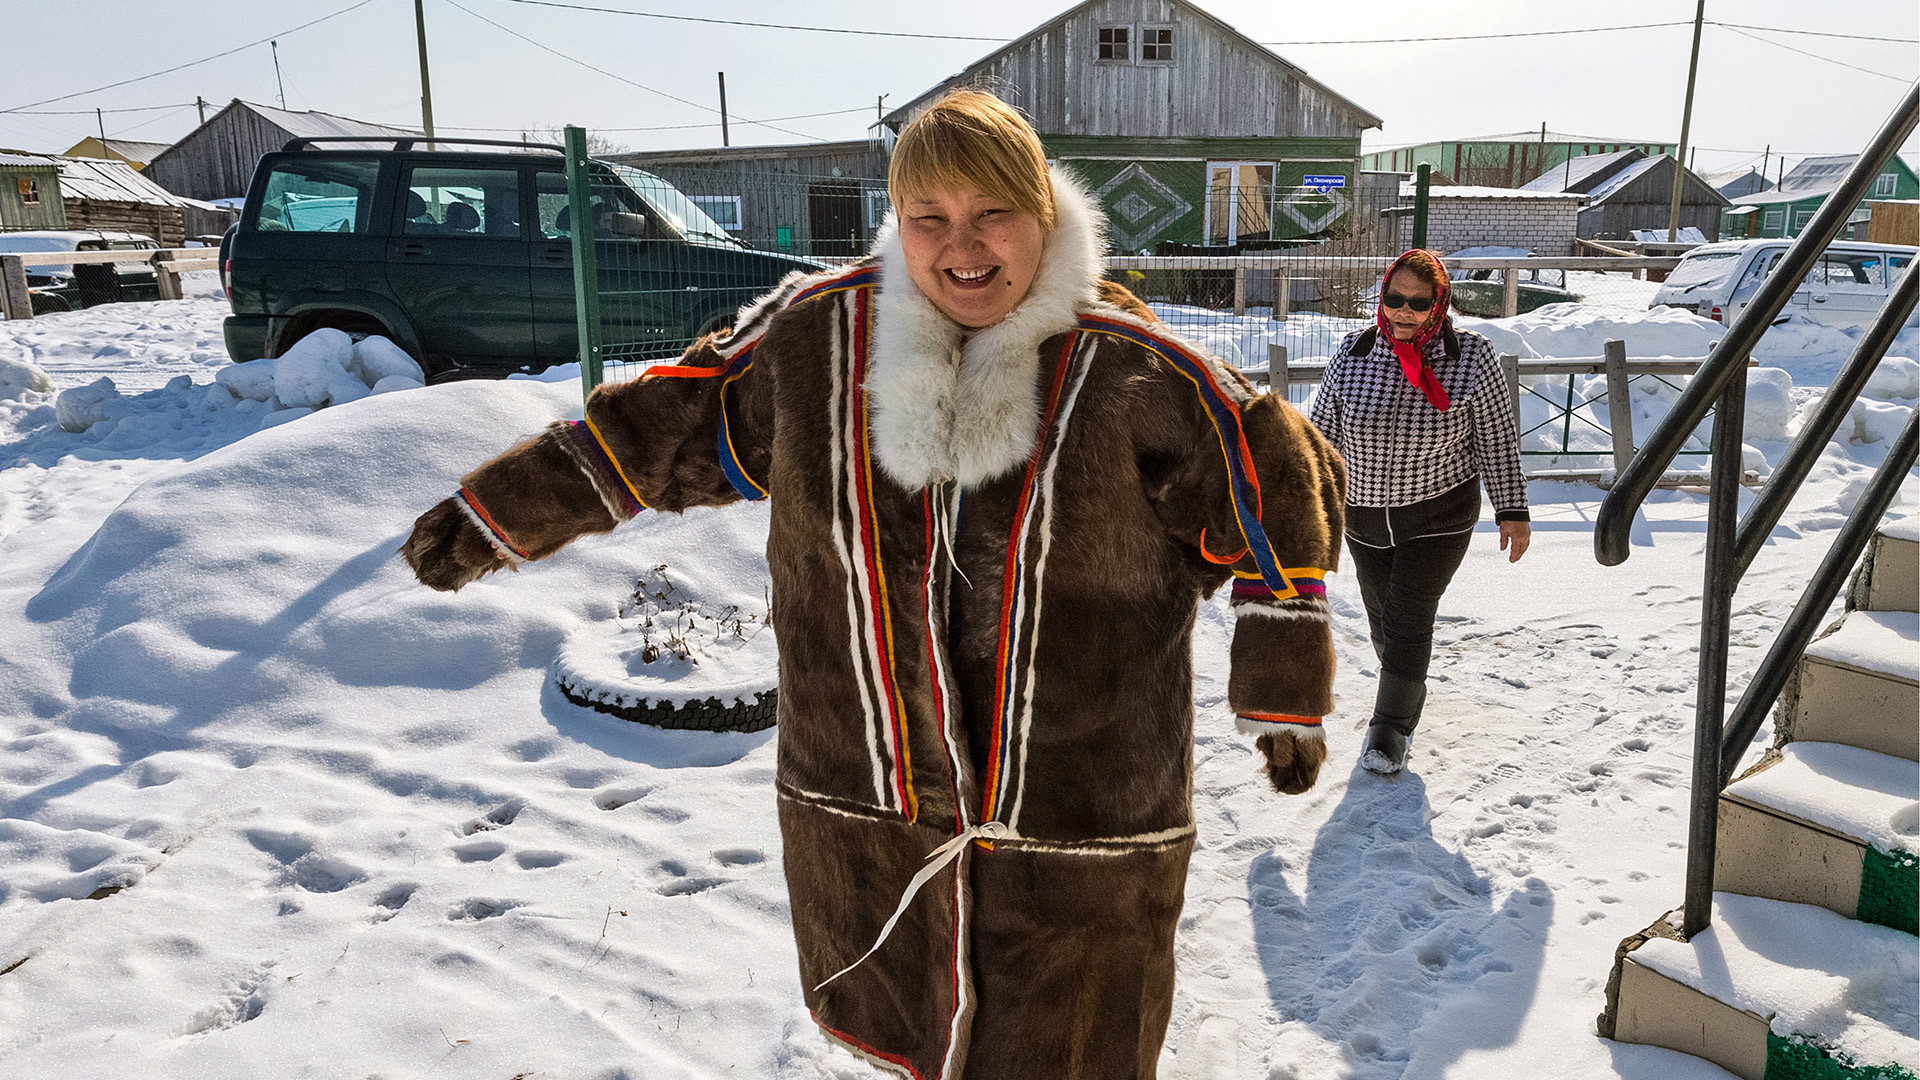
[{"x1": 221, "y1": 137, "x2": 822, "y2": 378}]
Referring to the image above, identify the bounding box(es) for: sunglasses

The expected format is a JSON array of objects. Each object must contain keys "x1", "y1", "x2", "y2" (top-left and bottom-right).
[{"x1": 1383, "y1": 292, "x2": 1435, "y2": 312}]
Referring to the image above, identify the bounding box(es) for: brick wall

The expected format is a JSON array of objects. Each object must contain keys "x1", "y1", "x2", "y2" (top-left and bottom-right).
[{"x1": 1396, "y1": 196, "x2": 1582, "y2": 255}]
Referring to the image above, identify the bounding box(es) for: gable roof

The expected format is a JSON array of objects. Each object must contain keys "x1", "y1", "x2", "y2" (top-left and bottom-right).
[
  {"x1": 55, "y1": 156, "x2": 197, "y2": 207},
  {"x1": 232, "y1": 101, "x2": 418, "y2": 141},
  {"x1": 1779, "y1": 154, "x2": 1858, "y2": 194},
  {"x1": 1520, "y1": 148, "x2": 1643, "y2": 193},
  {"x1": 881, "y1": 0, "x2": 1381, "y2": 132}
]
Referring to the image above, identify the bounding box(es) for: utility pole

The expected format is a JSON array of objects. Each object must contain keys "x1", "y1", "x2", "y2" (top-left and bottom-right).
[
  {"x1": 1667, "y1": 0, "x2": 1706, "y2": 242},
  {"x1": 271, "y1": 40, "x2": 287, "y2": 110},
  {"x1": 195, "y1": 96, "x2": 207, "y2": 125},
  {"x1": 1412, "y1": 162, "x2": 1431, "y2": 250},
  {"x1": 1536, "y1": 121, "x2": 1547, "y2": 180},
  {"x1": 96, "y1": 107, "x2": 105, "y2": 140},
  {"x1": 717, "y1": 72, "x2": 729, "y2": 147},
  {"x1": 414, "y1": 0, "x2": 436, "y2": 142},
  {"x1": 1760, "y1": 144, "x2": 1770, "y2": 188}
]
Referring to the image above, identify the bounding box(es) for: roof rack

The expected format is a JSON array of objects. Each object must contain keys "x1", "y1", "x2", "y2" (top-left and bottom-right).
[{"x1": 280, "y1": 136, "x2": 565, "y2": 153}]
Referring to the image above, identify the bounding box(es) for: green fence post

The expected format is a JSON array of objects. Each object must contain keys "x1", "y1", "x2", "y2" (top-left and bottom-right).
[
  {"x1": 564, "y1": 125, "x2": 605, "y2": 401},
  {"x1": 1411, "y1": 163, "x2": 1431, "y2": 250}
]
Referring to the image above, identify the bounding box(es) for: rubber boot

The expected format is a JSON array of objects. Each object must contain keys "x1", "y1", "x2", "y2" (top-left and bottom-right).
[{"x1": 1361, "y1": 670, "x2": 1427, "y2": 775}]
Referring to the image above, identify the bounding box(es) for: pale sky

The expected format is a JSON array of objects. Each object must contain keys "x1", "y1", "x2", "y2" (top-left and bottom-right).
[{"x1": 4, "y1": 0, "x2": 1915, "y2": 178}]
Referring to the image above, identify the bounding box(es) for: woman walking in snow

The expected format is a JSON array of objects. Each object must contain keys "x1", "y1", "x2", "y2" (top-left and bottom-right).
[
  {"x1": 401, "y1": 91, "x2": 1345, "y2": 1079},
  {"x1": 1310, "y1": 249, "x2": 1529, "y2": 776}
]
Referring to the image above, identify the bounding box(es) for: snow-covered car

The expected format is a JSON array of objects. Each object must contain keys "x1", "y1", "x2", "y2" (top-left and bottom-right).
[
  {"x1": 1650, "y1": 238, "x2": 1915, "y2": 331},
  {"x1": 0, "y1": 230, "x2": 160, "y2": 313}
]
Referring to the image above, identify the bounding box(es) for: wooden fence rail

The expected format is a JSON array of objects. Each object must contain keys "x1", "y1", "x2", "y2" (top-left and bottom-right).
[{"x1": 0, "y1": 248, "x2": 219, "y2": 319}]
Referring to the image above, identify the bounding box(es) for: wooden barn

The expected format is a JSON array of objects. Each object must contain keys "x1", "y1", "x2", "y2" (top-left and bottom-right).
[
  {"x1": 145, "y1": 100, "x2": 416, "y2": 201},
  {"x1": 1520, "y1": 149, "x2": 1726, "y2": 242},
  {"x1": 879, "y1": 0, "x2": 1383, "y2": 252},
  {"x1": 607, "y1": 139, "x2": 889, "y2": 257},
  {"x1": 0, "y1": 151, "x2": 67, "y2": 231}
]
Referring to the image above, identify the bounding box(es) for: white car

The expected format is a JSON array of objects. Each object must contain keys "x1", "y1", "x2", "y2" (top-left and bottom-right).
[{"x1": 1650, "y1": 238, "x2": 1915, "y2": 332}]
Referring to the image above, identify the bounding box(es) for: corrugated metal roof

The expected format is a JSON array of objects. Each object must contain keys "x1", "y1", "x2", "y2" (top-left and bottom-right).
[
  {"x1": 1399, "y1": 183, "x2": 1584, "y2": 200},
  {"x1": 0, "y1": 150, "x2": 61, "y2": 169},
  {"x1": 1585, "y1": 155, "x2": 1666, "y2": 203},
  {"x1": 56, "y1": 156, "x2": 191, "y2": 206},
  {"x1": 1519, "y1": 149, "x2": 1641, "y2": 193},
  {"x1": 99, "y1": 139, "x2": 173, "y2": 161},
  {"x1": 239, "y1": 101, "x2": 417, "y2": 141},
  {"x1": 1780, "y1": 154, "x2": 1855, "y2": 194}
]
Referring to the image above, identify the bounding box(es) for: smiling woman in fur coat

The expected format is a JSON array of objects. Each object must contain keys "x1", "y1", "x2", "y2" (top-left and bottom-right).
[{"x1": 402, "y1": 91, "x2": 1345, "y2": 1080}]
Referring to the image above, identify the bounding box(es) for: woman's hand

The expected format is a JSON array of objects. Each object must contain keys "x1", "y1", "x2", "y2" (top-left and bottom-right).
[{"x1": 1499, "y1": 520, "x2": 1531, "y2": 563}]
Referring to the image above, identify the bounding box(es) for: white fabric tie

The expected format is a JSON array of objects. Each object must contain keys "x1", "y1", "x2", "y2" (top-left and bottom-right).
[{"x1": 813, "y1": 820, "x2": 1015, "y2": 992}]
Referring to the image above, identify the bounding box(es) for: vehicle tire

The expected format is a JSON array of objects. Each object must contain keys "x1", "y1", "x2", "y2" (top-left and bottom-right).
[
  {"x1": 552, "y1": 670, "x2": 778, "y2": 733},
  {"x1": 30, "y1": 293, "x2": 71, "y2": 315}
]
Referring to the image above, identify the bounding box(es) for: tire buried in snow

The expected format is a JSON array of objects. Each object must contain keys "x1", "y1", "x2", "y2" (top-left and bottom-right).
[{"x1": 552, "y1": 668, "x2": 777, "y2": 733}]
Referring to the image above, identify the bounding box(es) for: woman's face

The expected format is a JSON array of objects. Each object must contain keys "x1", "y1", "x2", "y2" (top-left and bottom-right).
[
  {"x1": 1383, "y1": 268, "x2": 1437, "y2": 342},
  {"x1": 898, "y1": 184, "x2": 1047, "y2": 329}
]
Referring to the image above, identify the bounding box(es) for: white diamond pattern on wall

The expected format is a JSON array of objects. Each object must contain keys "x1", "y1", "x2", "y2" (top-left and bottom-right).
[
  {"x1": 1278, "y1": 187, "x2": 1350, "y2": 235},
  {"x1": 1095, "y1": 164, "x2": 1196, "y2": 251}
]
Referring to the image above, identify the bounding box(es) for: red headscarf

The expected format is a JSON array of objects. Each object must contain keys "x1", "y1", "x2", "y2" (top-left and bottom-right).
[{"x1": 1376, "y1": 249, "x2": 1452, "y2": 412}]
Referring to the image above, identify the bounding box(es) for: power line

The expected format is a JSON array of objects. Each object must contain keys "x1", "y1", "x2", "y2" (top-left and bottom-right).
[
  {"x1": 495, "y1": 0, "x2": 1007, "y2": 41},
  {"x1": 0, "y1": 0, "x2": 379, "y2": 114},
  {"x1": 11, "y1": 103, "x2": 198, "y2": 116},
  {"x1": 1713, "y1": 22, "x2": 1917, "y2": 45},
  {"x1": 437, "y1": 106, "x2": 876, "y2": 134},
  {"x1": 1263, "y1": 21, "x2": 1689, "y2": 45},
  {"x1": 1716, "y1": 24, "x2": 1911, "y2": 83},
  {"x1": 440, "y1": 0, "x2": 828, "y2": 141}
]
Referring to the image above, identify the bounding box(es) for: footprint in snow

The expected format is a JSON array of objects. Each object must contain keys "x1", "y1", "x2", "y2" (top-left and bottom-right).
[
  {"x1": 593, "y1": 785, "x2": 652, "y2": 811},
  {"x1": 446, "y1": 898, "x2": 521, "y2": 921},
  {"x1": 458, "y1": 798, "x2": 525, "y2": 835},
  {"x1": 451, "y1": 840, "x2": 506, "y2": 863},
  {"x1": 178, "y1": 961, "x2": 276, "y2": 1036},
  {"x1": 654, "y1": 859, "x2": 731, "y2": 897},
  {"x1": 370, "y1": 882, "x2": 417, "y2": 923}
]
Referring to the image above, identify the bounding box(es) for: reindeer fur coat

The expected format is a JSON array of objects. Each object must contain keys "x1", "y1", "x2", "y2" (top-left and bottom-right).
[{"x1": 403, "y1": 173, "x2": 1346, "y2": 1080}]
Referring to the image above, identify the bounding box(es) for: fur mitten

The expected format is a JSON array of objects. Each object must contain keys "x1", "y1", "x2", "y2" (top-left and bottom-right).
[
  {"x1": 1256, "y1": 730, "x2": 1327, "y2": 795},
  {"x1": 402, "y1": 498, "x2": 511, "y2": 591}
]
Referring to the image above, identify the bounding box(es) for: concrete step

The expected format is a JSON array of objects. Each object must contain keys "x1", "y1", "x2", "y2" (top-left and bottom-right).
[
  {"x1": 1601, "y1": 894, "x2": 1919, "y2": 1080},
  {"x1": 1786, "y1": 610, "x2": 1919, "y2": 762},
  {"x1": 1852, "y1": 518, "x2": 1918, "y2": 615},
  {"x1": 1717, "y1": 741, "x2": 1918, "y2": 933}
]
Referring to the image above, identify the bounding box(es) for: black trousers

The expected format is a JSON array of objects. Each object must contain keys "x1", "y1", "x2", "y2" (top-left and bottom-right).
[{"x1": 1344, "y1": 479, "x2": 1480, "y2": 734}]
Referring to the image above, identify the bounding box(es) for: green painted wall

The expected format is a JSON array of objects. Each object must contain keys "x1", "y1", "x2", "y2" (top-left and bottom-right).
[
  {"x1": 1045, "y1": 136, "x2": 1360, "y2": 251},
  {"x1": 0, "y1": 166, "x2": 67, "y2": 231}
]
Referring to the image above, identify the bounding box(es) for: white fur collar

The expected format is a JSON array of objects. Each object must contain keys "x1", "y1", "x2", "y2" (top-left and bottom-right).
[{"x1": 864, "y1": 169, "x2": 1106, "y2": 491}]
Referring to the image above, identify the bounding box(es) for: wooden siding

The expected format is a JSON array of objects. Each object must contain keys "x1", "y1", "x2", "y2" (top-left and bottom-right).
[
  {"x1": 1579, "y1": 158, "x2": 1727, "y2": 241},
  {"x1": 148, "y1": 106, "x2": 296, "y2": 200},
  {"x1": 609, "y1": 144, "x2": 889, "y2": 253},
  {"x1": 896, "y1": 0, "x2": 1375, "y2": 139},
  {"x1": 62, "y1": 198, "x2": 185, "y2": 246},
  {"x1": 0, "y1": 165, "x2": 67, "y2": 230}
]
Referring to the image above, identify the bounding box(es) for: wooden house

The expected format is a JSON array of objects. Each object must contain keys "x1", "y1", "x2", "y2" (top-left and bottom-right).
[
  {"x1": 0, "y1": 151, "x2": 67, "y2": 231},
  {"x1": 1520, "y1": 149, "x2": 1726, "y2": 242},
  {"x1": 145, "y1": 100, "x2": 416, "y2": 201},
  {"x1": 607, "y1": 139, "x2": 890, "y2": 257},
  {"x1": 879, "y1": 0, "x2": 1383, "y2": 251},
  {"x1": 1722, "y1": 153, "x2": 1920, "y2": 241}
]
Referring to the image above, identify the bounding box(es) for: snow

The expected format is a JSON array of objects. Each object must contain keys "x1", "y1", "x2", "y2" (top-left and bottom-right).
[
  {"x1": 0, "y1": 292, "x2": 1915, "y2": 1078},
  {"x1": 1726, "y1": 741, "x2": 1920, "y2": 855},
  {"x1": 1885, "y1": 516, "x2": 1920, "y2": 543},
  {"x1": 1632, "y1": 893, "x2": 1919, "y2": 1069},
  {"x1": 1804, "y1": 610, "x2": 1920, "y2": 681}
]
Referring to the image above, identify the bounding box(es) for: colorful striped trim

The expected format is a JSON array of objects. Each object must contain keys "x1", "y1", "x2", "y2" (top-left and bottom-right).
[
  {"x1": 790, "y1": 265, "x2": 880, "y2": 307},
  {"x1": 1239, "y1": 712, "x2": 1324, "y2": 727},
  {"x1": 568, "y1": 418, "x2": 647, "y2": 516},
  {"x1": 982, "y1": 332, "x2": 1081, "y2": 824},
  {"x1": 848, "y1": 289, "x2": 915, "y2": 820},
  {"x1": 1076, "y1": 314, "x2": 1297, "y2": 601},
  {"x1": 641, "y1": 348, "x2": 767, "y2": 501},
  {"x1": 455, "y1": 487, "x2": 530, "y2": 562},
  {"x1": 810, "y1": 1014, "x2": 926, "y2": 1080},
  {"x1": 1232, "y1": 566, "x2": 1329, "y2": 602}
]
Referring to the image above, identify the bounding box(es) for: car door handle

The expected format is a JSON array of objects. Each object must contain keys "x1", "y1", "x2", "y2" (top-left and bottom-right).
[
  {"x1": 540, "y1": 248, "x2": 570, "y2": 264},
  {"x1": 1812, "y1": 296, "x2": 1828, "y2": 302},
  {"x1": 398, "y1": 242, "x2": 429, "y2": 258}
]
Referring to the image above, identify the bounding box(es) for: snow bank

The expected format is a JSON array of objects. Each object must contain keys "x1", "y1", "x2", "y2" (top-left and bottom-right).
[{"x1": 0, "y1": 356, "x2": 52, "y2": 401}]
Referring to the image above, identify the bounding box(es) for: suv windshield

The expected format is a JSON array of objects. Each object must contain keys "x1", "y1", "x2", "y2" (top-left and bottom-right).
[{"x1": 610, "y1": 164, "x2": 742, "y2": 247}]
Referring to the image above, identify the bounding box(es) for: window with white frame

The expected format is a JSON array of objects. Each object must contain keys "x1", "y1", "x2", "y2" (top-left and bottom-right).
[
  {"x1": 1874, "y1": 172, "x2": 1897, "y2": 197},
  {"x1": 863, "y1": 188, "x2": 890, "y2": 230},
  {"x1": 1763, "y1": 209, "x2": 1784, "y2": 232},
  {"x1": 1140, "y1": 25, "x2": 1174, "y2": 62},
  {"x1": 688, "y1": 195, "x2": 742, "y2": 232},
  {"x1": 1793, "y1": 208, "x2": 1815, "y2": 233},
  {"x1": 1098, "y1": 26, "x2": 1130, "y2": 61}
]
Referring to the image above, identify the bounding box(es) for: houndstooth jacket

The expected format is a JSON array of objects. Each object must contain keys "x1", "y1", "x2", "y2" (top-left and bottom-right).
[{"x1": 1310, "y1": 325, "x2": 1529, "y2": 522}]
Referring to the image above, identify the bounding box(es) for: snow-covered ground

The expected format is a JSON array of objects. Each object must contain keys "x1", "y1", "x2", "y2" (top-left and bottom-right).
[{"x1": 0, "y1": 290, "x2": 1915, "y2": 1079}]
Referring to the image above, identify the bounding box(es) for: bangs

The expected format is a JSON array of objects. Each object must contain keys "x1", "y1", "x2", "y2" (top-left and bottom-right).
[{"x1": 888, "y1": 90, "x2": 1056, "y2": 229}]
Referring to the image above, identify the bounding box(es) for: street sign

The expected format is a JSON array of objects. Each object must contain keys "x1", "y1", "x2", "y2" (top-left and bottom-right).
[{"x1": 1302, "y1": 174, "x2": 1347, "y2": 194}]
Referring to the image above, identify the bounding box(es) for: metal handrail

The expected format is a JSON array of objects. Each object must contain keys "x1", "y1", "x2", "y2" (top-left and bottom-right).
[
  {"x1": 1595, "y1": 79, "x2": 1918, "y2": 565},
  {"x1": 1587, "y1": 78, "x2": 1919, "y2": 940}
]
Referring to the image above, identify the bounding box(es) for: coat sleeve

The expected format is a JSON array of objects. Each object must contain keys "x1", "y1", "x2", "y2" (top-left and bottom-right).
[
  {"x1": 1147, "y1": 362, "x2": 1348, "y2": 732},
  {"x1": 1465, "y1": 336, "x2": 1529, "y2": 523},
  {"x1": 401, "y1": 322, "x2": 776, "y2": 591}
]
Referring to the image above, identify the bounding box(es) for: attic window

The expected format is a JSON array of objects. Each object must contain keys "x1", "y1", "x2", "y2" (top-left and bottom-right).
[
  {"x1": 1098, "y1": 26, "x2": 1129, "y2": 61},
  {"x1": 16, "y1": 176, "x2": 39, "y2": 205},
  {"x1": 1874, "y1": 172, "x2": 1897, "y2": 197},
  {"x1": 1141, "y1": 26, "x2": 1174, "y2": 62}
]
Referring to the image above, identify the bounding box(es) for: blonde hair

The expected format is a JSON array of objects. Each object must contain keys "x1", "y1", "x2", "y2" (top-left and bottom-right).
[{"x1": 888, "y1": 90, "x2": 1056, "y2": 230}]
